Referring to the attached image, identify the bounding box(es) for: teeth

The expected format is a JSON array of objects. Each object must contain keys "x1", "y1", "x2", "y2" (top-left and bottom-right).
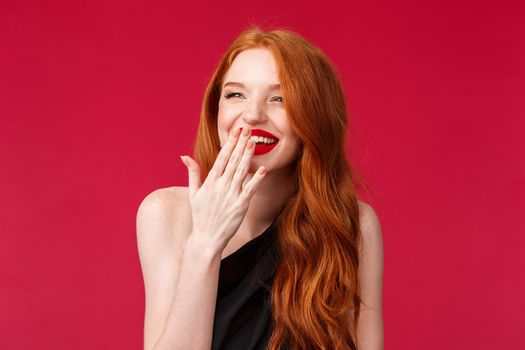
[{"x1": 250, "y1": 135, "x2": 277, "y2": 145}]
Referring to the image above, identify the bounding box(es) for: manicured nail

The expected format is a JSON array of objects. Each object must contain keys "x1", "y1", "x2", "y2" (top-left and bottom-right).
[
  {"x1": 234, "y1": 128, "x2": 241, "y2": 136},
  {"x1": 258, "y1": 166, "x2": 266, "y2": 175},
  {"x1": 242, "y1": 127, "x2": 250, "y2": 136},
  {"x1": 180, "y1": 155, "x2": 187, "y2": 165}
]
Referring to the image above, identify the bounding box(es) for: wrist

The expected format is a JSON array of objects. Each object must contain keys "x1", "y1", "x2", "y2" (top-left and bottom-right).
[{"x1": 184, "y1": 233, "x2": 223, "y2": 261}]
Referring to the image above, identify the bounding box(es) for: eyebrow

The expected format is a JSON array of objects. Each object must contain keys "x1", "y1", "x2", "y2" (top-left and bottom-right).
[{"x1": 223, "y1": 81, "x2": 281, "y2": 90}]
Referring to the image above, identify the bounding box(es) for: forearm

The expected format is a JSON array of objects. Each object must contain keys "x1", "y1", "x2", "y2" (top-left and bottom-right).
[{"x1": 153, "y1": 234, "x2": 222, "y2": 350}]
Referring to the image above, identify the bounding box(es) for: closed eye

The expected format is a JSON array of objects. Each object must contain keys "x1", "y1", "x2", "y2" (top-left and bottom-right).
[
  {"x1": 224, "y1": 92, "x2": 283, "y2": 103},
  {"x1": 224, "y1": 92, "x2": 244, "y2": 99}
]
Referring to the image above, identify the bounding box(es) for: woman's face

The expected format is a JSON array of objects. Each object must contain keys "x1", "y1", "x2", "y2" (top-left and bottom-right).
[{"x1": 217, "y1": 48, "x2": 301, "y2": 175}]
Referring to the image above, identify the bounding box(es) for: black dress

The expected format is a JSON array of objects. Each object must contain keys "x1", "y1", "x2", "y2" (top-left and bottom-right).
[{"x1": 211, "y1": 219, "x2": 281, "y2": 350}]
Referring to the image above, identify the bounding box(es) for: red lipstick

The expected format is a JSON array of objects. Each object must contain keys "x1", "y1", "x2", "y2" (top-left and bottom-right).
[{"x1": 238, "y1": 127, "x2": 279, "y2": 155}]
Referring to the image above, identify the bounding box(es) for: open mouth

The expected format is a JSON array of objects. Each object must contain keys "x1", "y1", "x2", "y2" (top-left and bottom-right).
[
  {"x1": 249, "y1": 135, "x2": 278, "y2": 145},
  {"x1": 240, "y1": 127, "x2": 279, "y2": 144},
  {"x1": 253, "y1": 139, "x2": 278, "y2": 155},
  {"x1": 238, "y1": 127, "x2": 280, "y2": 155}
]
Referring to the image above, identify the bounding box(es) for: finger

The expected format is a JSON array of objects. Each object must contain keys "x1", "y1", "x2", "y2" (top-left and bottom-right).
[
  {"x1": 240, "y1": 166, "x2": 266, "y2": 199},
  {"x1": 206, "y1": 127, "x2": 241, "y2": 181},
  {"x1": 180, "y1": 155, "x2": 201, "y2": 198},
  {"x1": 230, "y1": 138, "x2": 255, "y2": 194},
  {"x1": 222, "y1": 127, "x2": 251, "y2": 181}
]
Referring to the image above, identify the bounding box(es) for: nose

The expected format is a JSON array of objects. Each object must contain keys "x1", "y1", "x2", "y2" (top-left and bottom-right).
[{"x1": 242, "y1": 98, "x2": 267, "y2": 125}]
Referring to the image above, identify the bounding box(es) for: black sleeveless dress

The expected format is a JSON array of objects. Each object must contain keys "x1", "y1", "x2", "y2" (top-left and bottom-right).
[{"x1": 211, "y1": 219, "x2": 281, "y2": 350}]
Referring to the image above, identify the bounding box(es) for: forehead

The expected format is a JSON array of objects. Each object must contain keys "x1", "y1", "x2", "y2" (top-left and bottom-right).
[{"x1": 223, "y1": 48, "x2": 280, "y2": 84}]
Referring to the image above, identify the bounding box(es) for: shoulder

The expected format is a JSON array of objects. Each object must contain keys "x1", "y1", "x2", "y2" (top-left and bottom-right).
[
  {"x1": 136, "y1": 186, "x2": 189, "y2": 229},
  {"x1": 354, "y1": 200, "x2": 384, "y2": 347},
  {"x1": 357, "y1": 200, "x2": 383, "y2": 258},
  {"x1": 137, "y1": 185, "x2": 188, "y2": 210},
  {"x1": 355, "y1": 200, "x2": 384, "y2": 301},
  {"x1": 136, "y1": 186, "x2": 192, "y2": 257},
  {"x1": 137, "y1": 185, "x2": 190, "y2": 221},
  {"x1": 355, "y1": 200, "x2": 384, "y2": 300},
  {"x1": 135, "y1": 186, "x2": 191, "y2": 350}
]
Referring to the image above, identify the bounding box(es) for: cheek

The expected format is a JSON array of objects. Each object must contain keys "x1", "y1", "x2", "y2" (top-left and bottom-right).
[
  {"x1": 217, "y1": 104, "x2": 238, "y2": 128},
  {"x1": 279, "y1": 123, "x2": 299, "y2": 146},
  {"x1": 284, "y1": 134, "x2": 302, "y2": 158},
  {"x1": 217, "y1": 106, "x2": 238, "y2": 145},
  {"x1": 288, "y1": 138, "x2": 301, "y2": 157},
  {"x1": 277, "y1": 135, "x2": 300, "y2": 160}
]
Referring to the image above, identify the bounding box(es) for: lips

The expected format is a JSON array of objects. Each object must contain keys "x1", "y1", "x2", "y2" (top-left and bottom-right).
[
  {"x1": 239, "y1": 127, "x2": 279, "y2": 141},
  {"x1": 238, "y1": 127, "x2": 279, "y2": 156}
]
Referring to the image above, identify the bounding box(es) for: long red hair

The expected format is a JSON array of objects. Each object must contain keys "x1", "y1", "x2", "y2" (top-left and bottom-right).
[{"x1": 193, "y1": 25, "x2": 366, "y2": 350}]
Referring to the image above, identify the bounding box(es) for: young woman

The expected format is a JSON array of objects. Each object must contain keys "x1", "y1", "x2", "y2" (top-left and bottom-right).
[{"x1": 137, "y1": 26, "x2": 384, "y2": 350}]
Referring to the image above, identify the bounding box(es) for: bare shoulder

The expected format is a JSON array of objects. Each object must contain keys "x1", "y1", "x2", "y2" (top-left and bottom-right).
[
  {"x1": 135, "y1": 186, "x2": 191, "y2": 350},
  {"x1": 137, "y1": 185, "x2": 191, "y2": 226},
  {"x1": 357, "y1": 200, "x2": 383, "y2": 256},
  {"x1": 136, "y1": 185, "x2": 192, "y2": 257},
  {"x1": 355, "y1": 200, "x2": 384, "y2": 348},
  {"x1": 140, "y1": 185, "x2": 189, "y2": 211}
]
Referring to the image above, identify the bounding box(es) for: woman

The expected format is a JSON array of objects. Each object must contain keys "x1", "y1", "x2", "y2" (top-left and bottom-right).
[{"x1": 137, "y1": 26, "x2": 384, "y2": 350}]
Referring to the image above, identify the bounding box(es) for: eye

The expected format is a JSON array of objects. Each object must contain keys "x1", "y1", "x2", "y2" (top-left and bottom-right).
[
  {"x1": 224, "y1": 92, "x2": 244, "y2": 99},
  {"x1": 271, "y1": 96, "x2": 283, "y2": 103}
]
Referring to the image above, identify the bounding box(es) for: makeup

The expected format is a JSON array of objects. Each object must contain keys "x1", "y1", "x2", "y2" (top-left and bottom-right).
[{"x1": 239, "y1": 127, "x2": 279, "y2": 155}]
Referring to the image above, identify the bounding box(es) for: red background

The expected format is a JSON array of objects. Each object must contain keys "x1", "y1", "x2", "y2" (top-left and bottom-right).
[{"x1": 1, "y1": 0, "x2": 524, "y2": 349}]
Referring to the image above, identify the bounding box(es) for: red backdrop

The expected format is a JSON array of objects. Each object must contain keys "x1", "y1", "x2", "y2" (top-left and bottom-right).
[{"x1": 1, "y1": 0, "x2": 524, "y2": 349}]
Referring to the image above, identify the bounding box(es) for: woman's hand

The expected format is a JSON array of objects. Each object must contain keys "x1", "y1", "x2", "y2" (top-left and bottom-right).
[{"x1": 180, "y1": 127, "x2": 266, "y2": 253}]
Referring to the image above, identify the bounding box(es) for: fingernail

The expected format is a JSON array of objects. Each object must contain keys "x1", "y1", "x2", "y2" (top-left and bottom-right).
[
  {"x1": 234, "y1": 128, "x2": 241, "y2": 136},
  {"x1": 258, "y1": 166, "x2": 266, "y2": 175},
  {"x1": 242, "y1": 127, "x2": 250, "y2": 136},
  {"x1": 180, "y1": 155, "x2": 187, "y2": 165}
]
